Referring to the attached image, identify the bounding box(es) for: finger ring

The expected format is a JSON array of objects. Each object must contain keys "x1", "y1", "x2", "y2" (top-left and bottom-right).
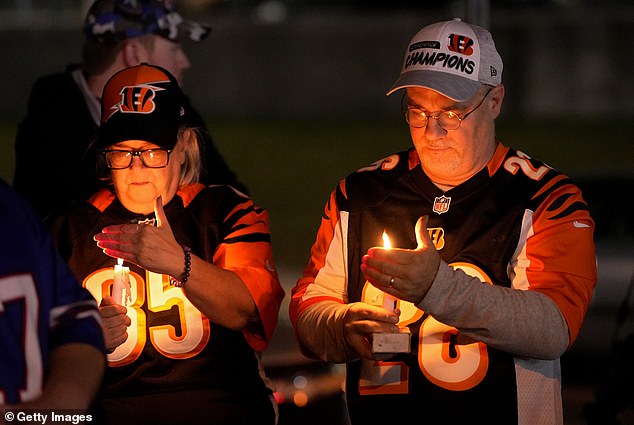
[{"x1": 388, "y1": 276, "x2": 396, "y2": 288}]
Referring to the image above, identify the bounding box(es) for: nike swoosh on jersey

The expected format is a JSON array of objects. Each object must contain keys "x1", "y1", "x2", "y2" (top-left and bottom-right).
[{"x1": 573, "y1": 220, "x2": 590, "y2": 228}]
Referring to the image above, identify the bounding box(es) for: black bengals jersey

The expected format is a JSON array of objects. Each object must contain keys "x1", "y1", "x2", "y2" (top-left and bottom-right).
[
  {"x1": 290, "y1": 144, "x2": 596, "y2": 424},
  {"x1": 49, "y1": 183, "x2": 284, "y2": 424}
]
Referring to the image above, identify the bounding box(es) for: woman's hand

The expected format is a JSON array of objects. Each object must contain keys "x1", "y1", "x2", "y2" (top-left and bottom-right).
[
  {"x1": 94, "y1": 196, "x2": 261, "y2": 333},
  {"x1": 93, "y1": 196, "x2": 183, "y2": 277},
  {"x1": 99, "y1": 296, "x2": 131, "y2": 352}
]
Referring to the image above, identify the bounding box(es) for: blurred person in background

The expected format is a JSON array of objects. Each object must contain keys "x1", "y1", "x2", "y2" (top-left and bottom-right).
[
  {"x1": 290, "y1": 18, "x2": 597, "y2": 425},
  {"x1": 14, "y1": 0, "x2": 246, "y2": 220},
  {"x1": 48, "y1": 63, "x2": 284, "y2": 425},
  {"x1": 0, "y1": 178, "x2": 105, "y2": 410}
]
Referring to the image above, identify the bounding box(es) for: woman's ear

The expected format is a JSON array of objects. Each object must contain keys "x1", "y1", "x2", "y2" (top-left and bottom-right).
[{"x1": 173, "y1": 135, "x2": 188, "y2": 165}]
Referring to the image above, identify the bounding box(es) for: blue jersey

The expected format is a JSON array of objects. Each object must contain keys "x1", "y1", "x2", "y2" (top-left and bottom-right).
[{"x1": 0, "y1": 179, "x2": 104, "y2": 405}]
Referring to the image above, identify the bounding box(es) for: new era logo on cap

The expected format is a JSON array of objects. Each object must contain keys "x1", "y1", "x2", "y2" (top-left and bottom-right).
[{"x1": 387, "y1": 18, "x2": 503, "y2": 102}]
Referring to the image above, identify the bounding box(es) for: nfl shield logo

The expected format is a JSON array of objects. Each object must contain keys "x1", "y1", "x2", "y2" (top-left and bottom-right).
[{"x1": 433, "y1": 195, "x2": 451, "y2": 215}]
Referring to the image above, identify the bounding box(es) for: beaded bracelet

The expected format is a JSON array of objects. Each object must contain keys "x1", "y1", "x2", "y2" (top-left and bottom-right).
[{"x1": 169, "y1": 245, "x2": 192, "y2": 287}]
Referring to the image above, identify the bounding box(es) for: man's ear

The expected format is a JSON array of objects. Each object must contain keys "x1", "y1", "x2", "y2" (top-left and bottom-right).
[
  {"x1": 489, "y1": 84, "x2": 505, "y2": 119},
  {"x1": 121, "y1": 39, "x2": 146, "y2": 67}
]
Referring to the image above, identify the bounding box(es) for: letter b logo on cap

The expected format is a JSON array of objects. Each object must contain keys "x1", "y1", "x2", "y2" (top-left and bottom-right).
[
  {"x1": 118, "y1": 84, "x2": 164, "y2": 114},
  {"x1": 447, "y1": 34, "x2": 474, "y2": 56}
]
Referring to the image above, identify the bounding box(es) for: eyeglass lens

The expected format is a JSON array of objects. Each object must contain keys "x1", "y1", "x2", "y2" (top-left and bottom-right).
[
  {"x1": 404, "y1": 88, "x2": 492, "y2": 130},
  {"x1": 406, "y1": 110, "x2": 460, "y2": 130},
  {"x1": 105, "y1": 149, "x2": 170, "y2": 169}
]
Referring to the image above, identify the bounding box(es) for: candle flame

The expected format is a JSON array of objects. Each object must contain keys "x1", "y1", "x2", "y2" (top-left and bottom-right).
[
  {"x1": 117, "y1": 258, "x2": 123, "y2": 266},
  {"x1": 382, "y1": 231, "x2": 392, "y2": 249}
]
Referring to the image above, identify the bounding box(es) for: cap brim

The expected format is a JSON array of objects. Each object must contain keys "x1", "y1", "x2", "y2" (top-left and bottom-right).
[
  {"x1": 386, "y1": 70, "x2": 480, "y2": 102},
  {"x1": 97, "y1": 115, "x2": 180, "y2": 150}
]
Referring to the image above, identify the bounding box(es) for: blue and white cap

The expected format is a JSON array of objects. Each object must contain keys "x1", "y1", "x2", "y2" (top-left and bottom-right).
[
  {"x1": 387, "y1": 18, "x2": 503, "y2": 101},
  {"x1": 84, "y1": 0, "x2": 211, "y2": 44}
]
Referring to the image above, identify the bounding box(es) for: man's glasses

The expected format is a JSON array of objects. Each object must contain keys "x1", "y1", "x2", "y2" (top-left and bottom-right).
[
  {"x1": 101, "y1": 148, "x2": 172, "y2": 170},
  {"x1": 404, "y1": 88, "x2": 493, "y2": 131}
]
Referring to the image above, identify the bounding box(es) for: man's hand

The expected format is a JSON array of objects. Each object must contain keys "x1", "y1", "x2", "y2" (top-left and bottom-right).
[
  {"x1": 361, "y1": 216, "x2": 441, "y2": 305},
  {"x1": 343, "y1": 302, "x2": 400, "y2": 360}
]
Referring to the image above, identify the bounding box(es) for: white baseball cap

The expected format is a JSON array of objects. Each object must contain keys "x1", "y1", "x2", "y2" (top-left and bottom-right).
[{"x1": 387, "y1": 18, "x2": 503, "y2": 101}]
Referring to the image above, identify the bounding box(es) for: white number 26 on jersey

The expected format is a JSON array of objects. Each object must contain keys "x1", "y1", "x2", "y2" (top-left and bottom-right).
[{"x1": 359, "y1": 263, "x2": 490, "y2": 394}]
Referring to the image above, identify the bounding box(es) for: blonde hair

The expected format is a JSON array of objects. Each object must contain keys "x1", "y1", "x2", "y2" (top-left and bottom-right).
[{"x1": 177, "y1": 127, "x2": 202, "y2": 186}]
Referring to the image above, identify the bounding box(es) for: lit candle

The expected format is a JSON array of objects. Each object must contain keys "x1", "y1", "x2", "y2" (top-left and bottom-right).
[
  {"x1": 112, "y1": 258, "x2": 130, "y2": 305},
  {"x1": 371, "y1": 230, "x2": 411, "y2": 355},
  {"x1": 381, "y1": 231, "x2": 398, "y2": 312}
]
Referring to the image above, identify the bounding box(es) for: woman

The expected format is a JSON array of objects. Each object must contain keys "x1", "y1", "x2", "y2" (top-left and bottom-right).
[{"x1": 49, "y1": 64, "x2": 284, "y2": 425}]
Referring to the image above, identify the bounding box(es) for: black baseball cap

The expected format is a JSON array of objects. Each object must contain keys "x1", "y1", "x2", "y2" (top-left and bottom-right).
[
  {"x1": 97, "y1": 63, "x2": 187, "y2": 150},
  {"x1": 84, "y1": 0, "x2": 211, "y2": 44}
]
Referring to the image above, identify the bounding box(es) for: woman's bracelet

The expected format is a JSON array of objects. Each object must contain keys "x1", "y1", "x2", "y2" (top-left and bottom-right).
[{"x1": 169, "y1": 245, "x2": 192, "y2": 287}]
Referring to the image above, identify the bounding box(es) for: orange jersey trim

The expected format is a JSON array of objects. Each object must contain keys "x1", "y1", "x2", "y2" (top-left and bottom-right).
[
  {"x1": 486, "y1": 143, "x2": 510, "y2": 176},
  {"x1": 212, "y1": 205, "x2": 284, "y2": 351},
  {"x1": 177, "y1": 183, "x2": 205, "y2": 207},
  {"x1": 524, "y1": 183, "x2": 596, "y2": 345},
  {"x1": 88, "y1": 188, "x2": 116, "y2": 212}
]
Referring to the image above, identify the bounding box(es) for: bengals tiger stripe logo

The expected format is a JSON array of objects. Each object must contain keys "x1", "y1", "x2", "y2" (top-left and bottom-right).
[
  {"x1": 103, "y1": 83, "x2": 166, "y2": 122},
  {"x1": 117, "y1": 84, "x2": 165, "y2": 114},
  {"x1": 447, "y1": 34, "x2": 474, "y2": 56}
]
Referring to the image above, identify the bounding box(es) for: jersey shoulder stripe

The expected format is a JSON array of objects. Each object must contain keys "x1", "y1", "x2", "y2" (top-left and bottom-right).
[
  {"x1": 338, "y1": 150, "x2": 413, "y2": 212},
  {"x1": 177, "y1": 183, "x2": 206, "y2": 207},
  {"x1": 491, "y1": 146, "x2": 591, "y2": 222}
]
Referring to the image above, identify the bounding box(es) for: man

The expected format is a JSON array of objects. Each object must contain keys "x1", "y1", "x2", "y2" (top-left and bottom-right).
[
  {"x1": 13, "y1": 0, "x2": 246, "y2": 220},
  {"x1": 290, "y1": 19, "x2": 597, "y2": 424},
  {"x1": 0, "y1": 178, "x2": 105, "y2": 409}
]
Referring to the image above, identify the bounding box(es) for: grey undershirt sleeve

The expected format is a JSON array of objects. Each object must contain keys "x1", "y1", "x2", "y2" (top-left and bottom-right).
[
  {"x1": 417, "y1": 261, "x2": 569, "y2": 360},
  {"x1": 295, "y1": 260, "x2": 569, "y2": 363}
]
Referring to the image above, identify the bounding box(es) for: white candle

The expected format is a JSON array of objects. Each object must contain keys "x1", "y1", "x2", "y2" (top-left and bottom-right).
[
  {"x1": 370, "y1": 230, "x2": 412, "y2": 354},
  {"x1": 112, "y1": 258, "x2": 130, "y2": 305},
  {"x1": 381, "y1": 231, "x2": 398, "y2": 312}
]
